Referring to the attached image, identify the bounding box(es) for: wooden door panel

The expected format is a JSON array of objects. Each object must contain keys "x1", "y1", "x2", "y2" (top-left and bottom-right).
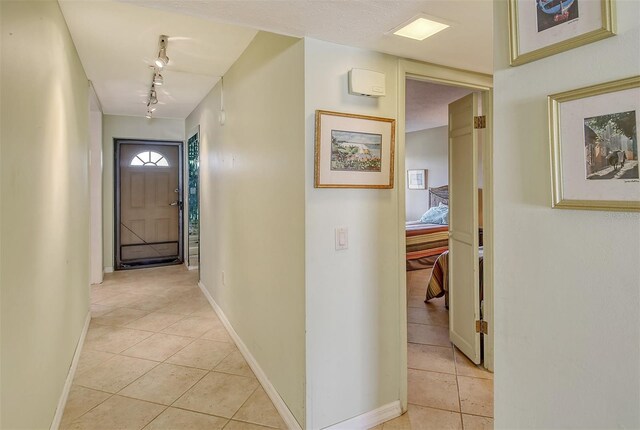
[
  {"x1": 153, "y1": 243, "x2": 178, "y2": 256},
  {"x1": 121, "y1": 243, "x2": 178, "y2": 260},
  {"x1": 450, "y1": 134, "x2": 474, "y2": 233},
  {"x1": 121, "y1": 219, "x2": 145, "y2": 244},
  {"x1": 449, "y1": 241, "x2": 479, "y2": 356},
  {"x1": 130, "y1": 173, "x2": 145, "y2": 208},
  {"x1": 154, "y1": 172, "x2": 170, "y2": 206},
  {"x1": 119, "y1": 143, "x2": 181, "y2": 264},
  {"x1": 122, "y1": 245, "x2": 150, "y2": 261},
  {"x1": 448, "y1": 92, "x2": 481, "y2": 364},
  {"x1": 154, "y1": 218, "x2": 170, "y2": 242}
]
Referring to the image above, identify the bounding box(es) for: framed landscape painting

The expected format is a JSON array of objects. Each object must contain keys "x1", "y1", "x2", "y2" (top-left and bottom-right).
[
  {"x1": 508, "y1": 0, "x2": 616, "y2": 66},
  {"x1": 314, "y1": 110, "x2": 396, "y2": 188},
  {"x1": 549, "y1": 76, "x2": 640, "y2": 211}
]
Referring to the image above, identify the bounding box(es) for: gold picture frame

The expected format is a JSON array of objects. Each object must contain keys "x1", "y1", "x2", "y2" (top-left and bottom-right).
[
  {"x1": 314, "y1": 110, "x2": 396, "y2": 189},
  {"x1": 549, "y1": 76, "x2": 640, "y2": 212},
  {"x1": 508, "y1": 0, "x2": 616, "y2": 66}
]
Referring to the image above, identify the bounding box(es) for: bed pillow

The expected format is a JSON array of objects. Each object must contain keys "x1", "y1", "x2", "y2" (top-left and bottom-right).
[{"x1": 420, "y1": 203, "x2": 449, "y2": 225}]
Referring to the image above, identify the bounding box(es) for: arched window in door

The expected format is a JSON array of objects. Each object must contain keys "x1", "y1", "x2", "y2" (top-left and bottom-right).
[{"x1": 130, "y1": 150, "x2": 169, "y2": 167}]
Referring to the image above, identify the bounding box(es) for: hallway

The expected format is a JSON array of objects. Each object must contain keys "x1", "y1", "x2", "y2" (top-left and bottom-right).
[
  {"x1": 61, "y1": 266, "x2": 286, "y2": 430},
  {"x1": 370, "y1": 269, "x2": 494, "y2": 429}
]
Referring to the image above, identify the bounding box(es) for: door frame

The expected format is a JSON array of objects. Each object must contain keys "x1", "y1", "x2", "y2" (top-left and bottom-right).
[
  {"x1": 114, "y1": 138, "x2": 185, "y2": 270},
  {"x1": 185, "y1": 126, "x2": 200, "y2": 273},
  {"x1": 396, "y1": 59, "x2": 494, "y2": 412},
  {"x1": 88, "y1": 82, "x2": 103, "y2": 284}
]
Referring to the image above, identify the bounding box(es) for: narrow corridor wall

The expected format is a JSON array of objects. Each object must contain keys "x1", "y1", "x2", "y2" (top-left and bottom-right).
[
  {"x1": 304, "y1": 39, "x2": 401, "y2": 429},
  {"x1": 493, "y1": 0, "x2": 640, "y2": 427},
  {"x1": 1, "y1": 1, "x2": 91, "y2": 427},
  {"x1": 185, "y1": 32, "x2": 306, "y2": 426}
]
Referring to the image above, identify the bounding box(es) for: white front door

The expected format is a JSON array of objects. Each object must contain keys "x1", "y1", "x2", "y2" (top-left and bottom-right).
[{"x1": 448, "y1": 93, "x2": 482, "y2": 364}]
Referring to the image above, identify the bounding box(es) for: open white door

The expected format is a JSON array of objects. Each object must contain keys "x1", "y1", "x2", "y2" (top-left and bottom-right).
[{"x1": 448, "y1": 93, "x2": 481, "y2": 364}]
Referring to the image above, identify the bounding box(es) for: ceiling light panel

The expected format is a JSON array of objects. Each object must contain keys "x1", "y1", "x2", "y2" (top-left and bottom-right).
[{"x1": 392, "y1": 15, "x2": 450, "y2": 41}]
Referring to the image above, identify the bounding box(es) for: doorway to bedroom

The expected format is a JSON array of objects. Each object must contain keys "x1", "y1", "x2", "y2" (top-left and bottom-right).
[{"x1": 397, "y1": 64, "x2": 494, "y2": 427}]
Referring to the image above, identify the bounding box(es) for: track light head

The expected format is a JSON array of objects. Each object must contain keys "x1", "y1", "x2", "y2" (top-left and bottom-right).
[
  {"x1": 155, "y1": 52, "x2": 168, "y2": 68},
  {"x1": 149, "y1": 88, "x2": 158, "y2": 105},
  {"x1": 153, "y1": 70, "x2": 164, "y2": 86},
  {"x1": 155, "y1": 35, "x2": 169, "y2": 68}
]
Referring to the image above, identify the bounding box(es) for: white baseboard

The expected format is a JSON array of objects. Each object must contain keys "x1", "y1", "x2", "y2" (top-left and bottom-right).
[
  {"x1": 325, "y1": 400, "x2": 402, "y2": 430},
  {"x1": 50, "y1": 311, "x2": 91, "y2": 430},
  {"x1": 187, "y1": 264, "x2": 199, "y2": 271},
  {"x1": 104, "y1": 266, "x2": 114, "y2": 273},
  {"x1": 198, "y1": 281, "x2": 302, "y2": 430}
]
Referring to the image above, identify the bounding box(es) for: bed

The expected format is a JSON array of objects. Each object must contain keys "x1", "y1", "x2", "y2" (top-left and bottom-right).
[{"x1": 406, "y1": 185, "x2": 449, "y2": 271}]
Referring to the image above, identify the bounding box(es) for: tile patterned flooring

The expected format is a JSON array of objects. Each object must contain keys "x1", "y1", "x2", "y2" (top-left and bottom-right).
[
  {"x1": 371, "y1": 268, "x2": 494, "y2": 430},
  {"x1": 61, "y1": 265, "x2": 286, "y2": 430},
  {"x1": 63, "y1": 265, "x2": 492, "y2": 429}
]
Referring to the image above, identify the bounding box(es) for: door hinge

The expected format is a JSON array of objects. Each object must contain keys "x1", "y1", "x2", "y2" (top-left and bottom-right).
[
  {"x1": 474, "y1": 115, "x2": 486, "y2": 129},
  {"x1": 475, "y1": 320, "x2": 488, "y2": 334}
]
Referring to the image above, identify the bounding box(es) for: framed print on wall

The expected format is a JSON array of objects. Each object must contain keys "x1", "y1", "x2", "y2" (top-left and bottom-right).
[
  {"x1": 549, "y1": 76, "x2": 640, "y2": 212},
  {"x1": 508, "y1": 0, "x2": 616, "y2": 66},
  {"x1": 407, "y1": 169, "x2": 427, "y2": 190},
  {"x1": 314, "y1": 110, "x2": 396, "y2": 189}
]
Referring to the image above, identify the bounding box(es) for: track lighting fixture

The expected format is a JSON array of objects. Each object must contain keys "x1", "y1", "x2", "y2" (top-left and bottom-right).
[
  {"x1": 155, "y1": 35, "x2": 169, "y2": 69},
  {"x1": 144, "y1": 35, "x2": 171, "y2": 118},
  {"x1": 149, "y1": 87, "x2": 158, "y2": 105},
  {"x1": 145, "y1": 102, "x2": 156, "y2": 120},
  {"x1": 153, "y1": 70, "x2": 164, "y2": 86}
]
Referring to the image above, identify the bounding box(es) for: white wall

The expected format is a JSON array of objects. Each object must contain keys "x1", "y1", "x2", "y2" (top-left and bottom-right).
[
  {"x1": 405, "y1": 126, "x2": 448, "y2": 221},
  {"x1": 304, "y1": 38, "x2": 401, "y2": 429},
  {"x1": 0, "y1": 3, "x2": 4, "y2": 424},
  {"x1": 0, "y1": 0, "x2": 3, "y2": 423},
  {"x1": 493, "y1": 0, "x2": 640, "y2": 428},
  {"x1": 185, "y1": 32, "x2": 306, "y2": 426},
  {"x1": 102, "y1": 115, "x2": 185, "y2": 270},
  {"x1": 1, "y1": 1, "x2": 90, "y2": 427}
]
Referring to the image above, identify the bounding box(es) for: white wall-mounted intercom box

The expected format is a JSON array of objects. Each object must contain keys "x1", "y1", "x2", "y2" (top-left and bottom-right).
[{"x1": 348, "y1": 68, "x2": 386, "y2": 97}]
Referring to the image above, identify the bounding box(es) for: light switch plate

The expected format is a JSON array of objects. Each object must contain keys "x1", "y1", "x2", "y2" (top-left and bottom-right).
[{"x1": 335, "y1": 227, "x2": 348, "y2": 250}]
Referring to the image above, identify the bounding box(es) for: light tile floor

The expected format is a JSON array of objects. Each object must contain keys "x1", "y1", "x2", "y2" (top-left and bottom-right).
[
  {"x1": 61, "y1": 265, "x2": 286, "y2": 430},
  {"x1": 372, "y1": 268, "x2": 494, "y2": 430}
]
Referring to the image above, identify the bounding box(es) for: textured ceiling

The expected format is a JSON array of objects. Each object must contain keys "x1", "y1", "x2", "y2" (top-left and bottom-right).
[
  {"x1": 120, "y1": 0, "x2": 493, "y2": 74},
  {"x1": 405, "y1": 79, "x2": 474, "y2": 133},
  {"x1": 59, "y1": 1, "x2": 258, "y2": 119},
  {"x1": 60, "y1": 0, "x2": 492, "y2": 119}
]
